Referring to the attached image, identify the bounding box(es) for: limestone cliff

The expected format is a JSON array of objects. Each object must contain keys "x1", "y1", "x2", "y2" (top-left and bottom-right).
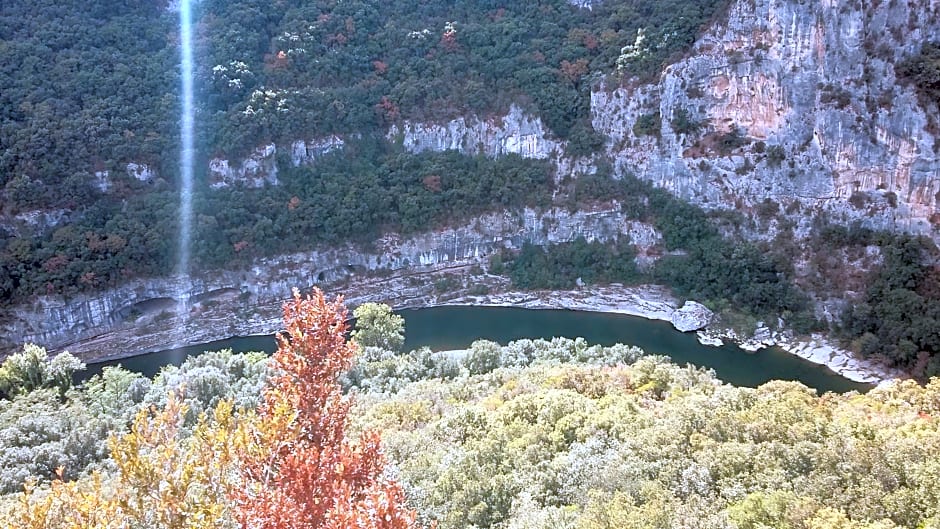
[
  {"x1": 207, "y1": 143, "x2": 278, "y2": 189},
  {"x1": 382, "y1": 0, "x2": 940, "y2": 236},
  {"x1": 594, "y1": 0, "x2": 940, "y2": 236},
  {"x1": 210, "y1": 0, "x2": 939, "y2": 236},
  {"x1": 388, "y1": 104, "x2": 563, "y2": 160},
  {"x1": 2, "y1": 207, "x2": 657, "y2": 352}
]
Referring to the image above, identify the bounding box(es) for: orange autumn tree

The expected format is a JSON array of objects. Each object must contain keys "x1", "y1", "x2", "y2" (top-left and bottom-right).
[
  {"x1": 4, "y1": 287, "x2": 418, "y2": 529},
  {"x1": 233, "y1": 287, "x2": 418, "y2": 529}
]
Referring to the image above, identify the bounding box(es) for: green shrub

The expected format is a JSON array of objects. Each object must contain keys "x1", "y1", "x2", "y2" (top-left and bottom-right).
[{"x1": 633, "y1": 112, "x2": 662, "y2": 138}]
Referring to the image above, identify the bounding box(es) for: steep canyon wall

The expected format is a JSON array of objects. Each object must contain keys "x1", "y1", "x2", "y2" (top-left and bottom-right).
[{"x1": 3, "y1": 0, "x2": 940, "y2": 353}]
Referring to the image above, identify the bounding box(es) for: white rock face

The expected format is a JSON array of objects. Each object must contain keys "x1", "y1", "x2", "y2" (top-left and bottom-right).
[
  {"x1": 389, "y1": 104, "x2": 563, "y2": 160},
  {"x1": 591, "y1": 0, "x2": 940, "y2": 239},
  {"x1": 92, "y1": 171, "x2": 111, "y2": 192},
  {"x1": 567, "y1": 0, "x2": 600, "y2": 9},
  {"x1": 777, "y1": 336, "x2": 906, "y2": 384},
  {"x1": 290, "y1": 135, "x2": 347, "y2": 166},
  {"x1": 126, "y1": 163, "x2": 154, "y2": 183},
  {"x1": 9, "y1": 209, "x2": 69, "y2": 233},
  {"x1": 670, "y1": 301, "x2": 714, "y2": 332},
  {"x1": 208, "y1": 143, "x2": 278, "y2": 189}
]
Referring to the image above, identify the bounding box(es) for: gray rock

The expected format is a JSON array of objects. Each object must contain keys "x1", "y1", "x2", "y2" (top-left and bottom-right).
[
  {"x1": 0, "y1": 207, "x2": 659, "y2": 351},
  {"x1": 126, "y1": 163, "x2": 154, "y2": 183},
  {"x1": 92, "y1": 170, "x2": 111, "y2": 192},
  {"x1": 567, "y1": 0, "x2": 600, "y2": 9},
  {"x1": 208, "y1": 143, "x2": 278, "y2": 189},
  {"x1": 670, "y1": 301, "x2": 714, "y2": 332},
  {"x1": 388, "y1": 104, "x2": 562, "y2": 160},
  {"x1": 290, "y1": 135, "x2": 347, "y2": 167},
  {"x1": 592, "y1": 0, "x2": 940, "y2": 242},
  {"x1": 752, "y1": 324, "x2": 773, "y2": 344}
]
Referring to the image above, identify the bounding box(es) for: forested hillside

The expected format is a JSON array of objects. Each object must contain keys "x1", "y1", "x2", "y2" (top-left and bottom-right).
[
  {"x1": 0, "y1": 0, "x2": 728, "y2": 301},
  {"x1": 1, "y1": 294, "x2": 938, "y2": 528}
]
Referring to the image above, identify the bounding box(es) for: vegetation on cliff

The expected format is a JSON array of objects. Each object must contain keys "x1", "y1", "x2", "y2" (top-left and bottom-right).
[
  {"x1": 2, "y1": 294, "x2": 940, "y2": 528},
  {"x1": 823, "y1": 225, "x2": 940, "y2": 378},
  {"x1": 1, "y1": 0, "x2": 730, "y2": 303},
  {"x1": 897, "y1": 42, "x2": 940, "y2": 124},
  {"x1": 0, "y1": 148, "x2": 553, "y2": 302},
  {"x1": 499, "y1": 174, "x2": 817, "y2": 334}
]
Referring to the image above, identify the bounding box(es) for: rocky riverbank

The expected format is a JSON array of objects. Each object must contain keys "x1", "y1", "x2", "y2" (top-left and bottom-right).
[
  {"x1": 694, "y1": 327, "x2": 904, "y2": 385},
  {"x1": 442, "y1": 285, "x2": 901, "y2": 385},
  {"x1": 50, "y1": 261, "x2": 901, "y2": 386}
]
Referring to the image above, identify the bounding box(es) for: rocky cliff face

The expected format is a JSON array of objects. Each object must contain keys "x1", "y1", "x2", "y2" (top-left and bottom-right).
[
  {"x1": 211, "y1": 0, "x2": 938, "y2": 235},
  {"x1": 2, "y1": 206, "x2": 656, "y2": 352},
  {"x1": 594, "y1": 0, "x2": 940, "y2": 236},
  {"x1": 388, "y1": 104, "x2": 563, "y2": 160},
  {"x1": 387, "y1": 0, "x2": 940, "y2": 236},
  {"x1": 207, "y1": 143, "x2": 279, "y2": 189}
]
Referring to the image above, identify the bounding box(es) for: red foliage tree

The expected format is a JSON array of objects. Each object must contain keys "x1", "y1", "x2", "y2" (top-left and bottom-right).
[
  {"x1": 233, "y1": 288, "x2": 418, "y2": 529},
  {"x1": 376, "y1": 96, "x2": 400, "y2": 122},
  {"x1": 560, "y1": 59, "x2": 589, "y2": 83},
  {"x1": 422, "y1": 175, "x2": 442, "y2": 193},
  {"x1": 439, "y1": 25, "x2": 458, "y2": 52},
  {"x1": 583, "y1": 33, "x2": 598, "y2": 51}
]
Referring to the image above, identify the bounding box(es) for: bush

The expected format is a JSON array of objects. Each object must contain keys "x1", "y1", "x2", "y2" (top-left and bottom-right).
[
  {"x1": 766, "y1": 144, "x2": 786, "y2": 167},
  {"x1": 896, "y1": 42, "x2": 940, "y2": 105},
  {"x1": 670, "y1": 108, "x2": 705, "y2": 135},
  {"x1": 0, "y1": 345, "x2": 84, "y2": 399},
  {"x1": 633, "y1": 112, "x2": 662, "y2": 138}
]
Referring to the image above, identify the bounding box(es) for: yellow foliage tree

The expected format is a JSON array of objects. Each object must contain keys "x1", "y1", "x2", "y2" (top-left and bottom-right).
[{"x1": 2, "y1": 393, "x2": 246, "y2": 529}]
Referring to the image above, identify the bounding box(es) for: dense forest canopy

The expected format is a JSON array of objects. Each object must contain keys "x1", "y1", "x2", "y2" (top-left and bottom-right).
[{"x1": 1, "y1": 294, "x2": 939, "y2": 528}]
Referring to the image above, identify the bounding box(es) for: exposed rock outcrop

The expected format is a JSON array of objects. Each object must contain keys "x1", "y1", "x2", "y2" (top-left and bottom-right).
[
  {"x1": 126, "y1": 163, "x2": 155, "y2": 183},
  {"x1": 592, "y1": 0, "x2": 940, "y2": 237},
  {"x1": 208, "y1": 143, "x2": 278, "y2": 189},
  {"x1": 567, "y1": 0, "x2": 600, "y2": 9},
  {"x1": 290, "y1": 135, "x2": 349, "y2": 166},
  {"x1": 2, "y1": 206, "x2": 656, "y2": 352},
  {"x1": 205, "y1": 0, "x2": 938, "y2": 238},
  {"x1": 670, "y1": 301, "x2": 715, "y2": 332},
  {"x1": 0, "y1": 209, "x2": 71, "y2": 237},
  {"x1": 92, "y1": 171, "x2": 111, "y2": 192},
  {"x1": 388, "y1": 104, "x2": 563, "y2": 160}
]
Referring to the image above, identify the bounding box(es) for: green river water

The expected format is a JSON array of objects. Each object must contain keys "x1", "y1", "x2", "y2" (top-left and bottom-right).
[{"x1": 89, "y1": 306, "x2": 869, "y2": 393}]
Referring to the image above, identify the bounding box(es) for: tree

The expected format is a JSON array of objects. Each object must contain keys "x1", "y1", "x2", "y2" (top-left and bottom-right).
[
  {"x1": 0, "y1": 344, "x2": 49, "y2": 399},
  {"x1": 0, "y1": 344, "x2": 84, "y2": 399},
  {"x1": 897, "y1": 42, "x2": 940, "y2": 105},
  {"x1": 4, "y1": 289, "x2": 418, "y2": 529},
  {"x1": 233, "y1": 288, "x2": 418, "y2": 529},
  {"x1": 3, "y1": 394, "x2": 242, "y2": 529},
  {"x1": 352, "y1": 302, "x2": 406, "y2": 352}
]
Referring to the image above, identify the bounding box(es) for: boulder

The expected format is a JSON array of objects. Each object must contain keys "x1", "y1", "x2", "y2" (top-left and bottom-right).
[{"x1": 670, "y1": 301, "x2": 714, "y2": 332}]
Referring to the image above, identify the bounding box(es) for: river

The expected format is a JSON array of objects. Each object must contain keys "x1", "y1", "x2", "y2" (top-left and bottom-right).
[{"x1": 87, "y1": 306, "x2": 869, "y2": 393}]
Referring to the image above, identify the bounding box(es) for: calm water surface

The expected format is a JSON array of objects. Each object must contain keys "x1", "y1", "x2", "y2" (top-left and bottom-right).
[{"x1": 87, "y1": 306, "x2": 869, "y2": 393}]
